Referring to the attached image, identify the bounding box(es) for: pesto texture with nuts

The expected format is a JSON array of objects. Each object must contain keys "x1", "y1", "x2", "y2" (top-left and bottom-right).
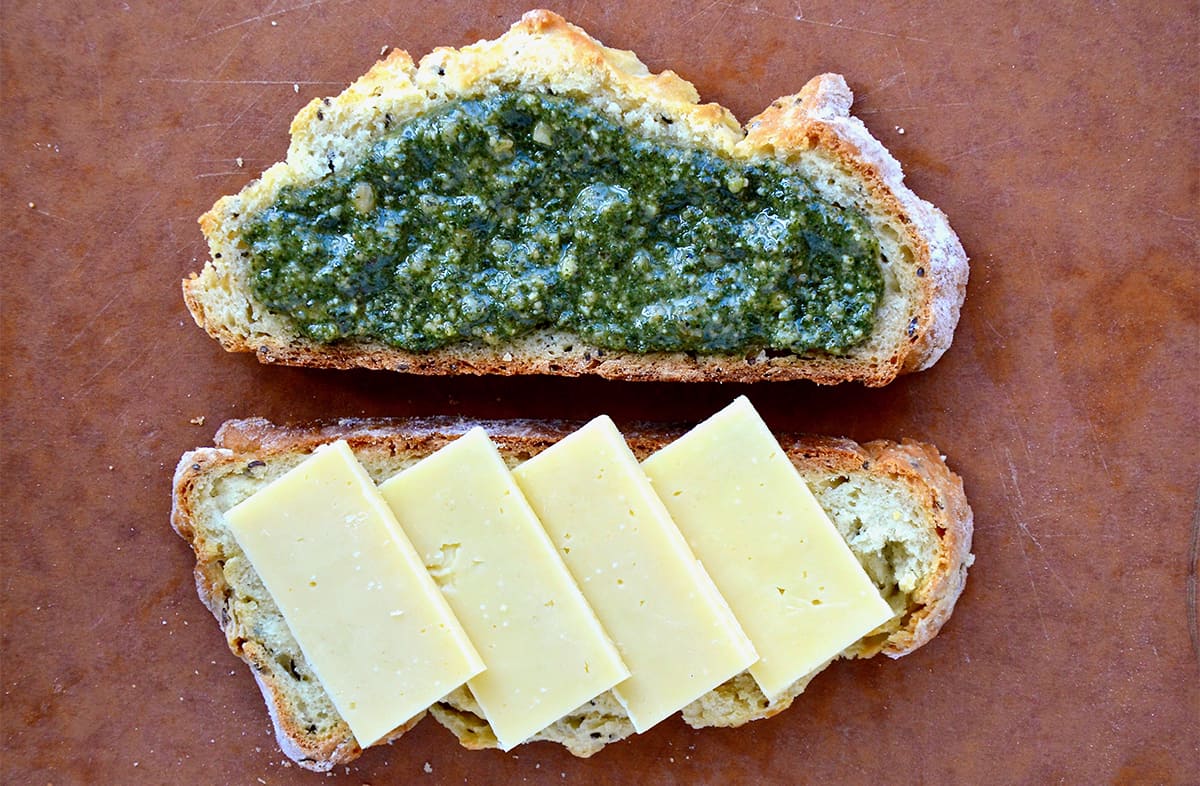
[{"x1": 243, "y1": 92, "x2": 883, "y2": 353}]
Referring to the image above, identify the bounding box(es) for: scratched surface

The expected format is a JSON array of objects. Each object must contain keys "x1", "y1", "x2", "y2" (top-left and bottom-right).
[{"x1": 2, "y1": 1, "x2": 1197, "y2": 783}]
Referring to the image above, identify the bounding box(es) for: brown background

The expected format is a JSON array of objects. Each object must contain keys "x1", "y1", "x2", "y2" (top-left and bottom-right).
[{"x1": 2, "y1": 1, "x2": 1197, "y2": 783}]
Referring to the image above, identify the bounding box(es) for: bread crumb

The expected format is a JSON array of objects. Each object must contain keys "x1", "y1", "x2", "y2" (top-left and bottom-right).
[
  {"x1": 270, "y1": 20, "x2": 277, "y2": 26},
  {"x1": 380, "y1": 45, "x2": 388, "y2": 55},
  {"x1": 27, "y1": 202, "x2": 35, "y2": 209},
  {"x1": 895, "y1": 126, "x2": 906, "y2": 135},
  {"x1": 190, "y1": 416, "x2": 206, "y2": 425},
  {"x1": 293, "y1": 84, "x2": 299, "y2": 93},
  {"x1": 235, "y1": 157, "x2": 244, "y2": 168},
  {"x1": 423, "y1": 762, "x2": 432, "y2": 773}
]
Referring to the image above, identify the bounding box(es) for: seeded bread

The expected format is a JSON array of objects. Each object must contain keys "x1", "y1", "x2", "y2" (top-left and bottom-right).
[
  {"x1": 184, "y1": 10, "x2": 968, "y2": 386},
  {"x1": 171, "y1": 417, "x2": 973, "y2": 769}
]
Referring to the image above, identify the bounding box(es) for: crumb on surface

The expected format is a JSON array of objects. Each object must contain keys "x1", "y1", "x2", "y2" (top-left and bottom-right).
[{"x1": 190, "y1": 415, "x2": 206, "y2": 425}]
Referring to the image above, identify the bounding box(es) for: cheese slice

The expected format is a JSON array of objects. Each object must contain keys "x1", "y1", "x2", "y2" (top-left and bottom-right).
[
  {"x1": 512, "y1": 416, "x2": 757, "y2": 733},
  {"x1": 641, "y1": 396, "x2": 894, "y2": 700},
  {"x1": 378, "y1": 428, "x2": 629, "y2": 751},
  {"x1": 224, "y1": 440, "x2": 485, "y2": 747}
]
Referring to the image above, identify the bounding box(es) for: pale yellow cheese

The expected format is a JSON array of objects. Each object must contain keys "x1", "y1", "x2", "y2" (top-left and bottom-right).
[
  {"x1": 224, "y1": 440, "x2": 485, "y2": 747},
  {"x1": 512, "y1": 416, "x2": 757, "y2": 733},
  {"x1": 378, "y1": 428, "x2": 629, "y2": 751},
  {"x1": 642, "y1": 396, "x2": 894, "y2": 701}
]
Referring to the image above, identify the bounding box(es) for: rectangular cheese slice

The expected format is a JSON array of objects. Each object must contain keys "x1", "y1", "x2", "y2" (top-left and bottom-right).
[
  {"x1": 512, "y1": 416, "x2": 757, "y2": 733},
  {"x1": 641, "y1": 396, "x2": 894, "y2": 700},
  {"x1": 378, "y1": 428, "x2": 629, "y2": 751},
  {"x1": 224, "y1": 440, "x2": 485, "y2": 747}
]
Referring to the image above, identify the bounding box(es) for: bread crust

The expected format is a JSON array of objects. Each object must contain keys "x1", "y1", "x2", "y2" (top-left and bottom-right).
[
  {"x1": 742, "y1": 76, "x2": 968, "y2": 374},
  {"x1": 184, "y1": 10, "x2": 967, "y2": 386},
  {"x1": 171, "y1": 416, "x2": 973, "y2": 766}
]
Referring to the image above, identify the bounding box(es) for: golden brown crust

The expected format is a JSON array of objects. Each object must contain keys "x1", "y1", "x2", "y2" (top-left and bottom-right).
[
  {"x1": 859, "y1": 439, "x2": 974, "y2": 655},
  {"x1": 171, "y1": 415, "x2": 973, "y2": 765},
  {"x1": 183, "y1": 10, "x2": 967, "y2": 387},
  {"x1": 742, "y1": 75, "x2": 968, "y2": 374}
]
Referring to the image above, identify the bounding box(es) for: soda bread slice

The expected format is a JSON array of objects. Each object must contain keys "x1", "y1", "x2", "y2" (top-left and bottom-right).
[
  {"x1": 184, "y1": 10, "x2": 968, "y2": 386},
  {"x1": 171, "y1": 417, "x2": 974, "y2": 769}
]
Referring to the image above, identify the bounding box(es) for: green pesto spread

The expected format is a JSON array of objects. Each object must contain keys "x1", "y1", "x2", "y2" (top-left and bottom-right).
[{"x1": 243, "y1": 91, "x2": 883, "y2": 354}]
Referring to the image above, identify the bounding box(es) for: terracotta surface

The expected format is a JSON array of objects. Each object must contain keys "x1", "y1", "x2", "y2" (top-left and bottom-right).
[{"x1": 2, "y1": 2, "x2": 1197, "y2": 783}]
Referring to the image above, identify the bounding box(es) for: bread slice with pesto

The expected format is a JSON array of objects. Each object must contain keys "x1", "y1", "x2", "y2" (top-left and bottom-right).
[
  {"x1": 184, "y1": 10, "x2": 967, "y2": 386},
  {"x1": 171, "y1": 416, "x2": 974, "y2": 769}
]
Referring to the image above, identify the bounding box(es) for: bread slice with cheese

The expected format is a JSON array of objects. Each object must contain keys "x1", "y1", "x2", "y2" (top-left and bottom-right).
[
  {"x1": 171, "y1": 417, "x2": 973, "y2": 770},
  {"x1": 184, "y1": 10, "x2": 967, "y2": 386}
]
